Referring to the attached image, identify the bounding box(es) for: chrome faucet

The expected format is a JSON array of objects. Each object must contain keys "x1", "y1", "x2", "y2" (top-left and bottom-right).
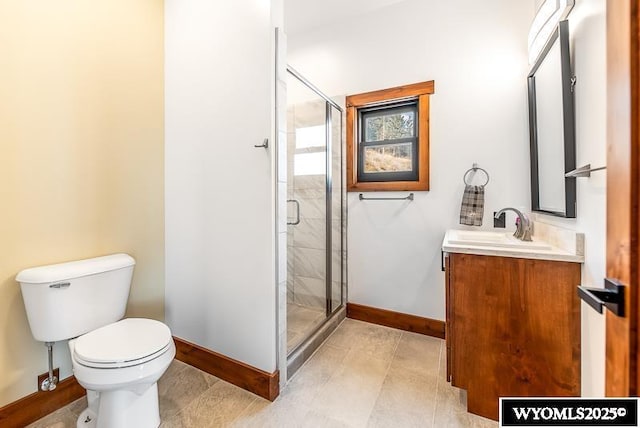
[{"x1": 495, "y1": 207, "x2": 532, "y2": 241}]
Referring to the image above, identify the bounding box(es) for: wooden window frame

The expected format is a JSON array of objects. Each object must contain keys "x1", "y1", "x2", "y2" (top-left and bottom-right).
[{"x1": 346, "y1": 80, "x2": 434, "y2": 192}]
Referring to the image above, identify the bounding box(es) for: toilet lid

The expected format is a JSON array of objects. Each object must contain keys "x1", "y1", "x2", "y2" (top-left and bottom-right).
[{"x1": 74, "y1": 318, "x2": 172, "y2": 367}]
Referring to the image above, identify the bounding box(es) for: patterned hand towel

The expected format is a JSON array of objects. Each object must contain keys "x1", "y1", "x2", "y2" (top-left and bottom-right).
[{"x1": 459, "y1": 185, "x2": 485, "y2": 226}]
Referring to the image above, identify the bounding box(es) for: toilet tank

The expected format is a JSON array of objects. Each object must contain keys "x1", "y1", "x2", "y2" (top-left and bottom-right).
[{"x1": 16, "y1": 254, "x2": 135, "y2": 342}]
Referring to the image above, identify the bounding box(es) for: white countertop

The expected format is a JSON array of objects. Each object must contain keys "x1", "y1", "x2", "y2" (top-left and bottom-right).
[{"x1": 442, "y1": 228, "x2": 584, "y2": 263}]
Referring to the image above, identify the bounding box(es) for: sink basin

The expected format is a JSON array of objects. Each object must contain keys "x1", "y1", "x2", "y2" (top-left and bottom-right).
[
  {"x1": 447, "y1": 230, "x2": 553, "y2": 250},
  {"x1": 442, "y1": 227, "x2": 584, "y2": 263}
]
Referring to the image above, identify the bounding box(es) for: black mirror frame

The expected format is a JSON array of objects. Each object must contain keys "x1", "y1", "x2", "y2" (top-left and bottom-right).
[{"x1": 527, "y1": 19, "x2": 576, "y2": 218}]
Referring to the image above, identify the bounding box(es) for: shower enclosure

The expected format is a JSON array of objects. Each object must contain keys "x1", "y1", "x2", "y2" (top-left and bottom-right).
[{"x1": 285, "y1": 66, "x2": 346, "y2": 374}]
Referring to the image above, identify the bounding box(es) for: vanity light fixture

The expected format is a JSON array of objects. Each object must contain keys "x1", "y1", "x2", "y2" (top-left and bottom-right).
[{"x1": 528, "y1": 0, "x2": 574, "y2": 64}]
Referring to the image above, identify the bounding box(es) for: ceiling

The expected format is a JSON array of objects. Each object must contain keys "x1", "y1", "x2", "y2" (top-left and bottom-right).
[{"x1": 284, "y1": 0, "x2": 410, "y2": 35}]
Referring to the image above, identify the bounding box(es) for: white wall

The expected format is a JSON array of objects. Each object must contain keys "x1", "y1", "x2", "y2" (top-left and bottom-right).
[
  {"x1": 288, "y1": 0, "x2": 534, "y2": 320},
  {"x1": 165, "y1": 0, "x2": 278, "y2": 372},
  {"x1": 0, "y1": 0, "x2": 164, "y2": 406},
  {"x1": 288, "y1": 0, "x2": 607, "y2": 397},
  {"x1": 532, "y1": 0, "x2": 607, "y2": 397}
]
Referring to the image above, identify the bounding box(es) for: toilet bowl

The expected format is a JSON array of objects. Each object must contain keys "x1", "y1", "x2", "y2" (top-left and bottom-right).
[
  {"x1": 70, "y1": 318, "x2": 176, "y2": 428},
  {"x1": 16, "y1": 254, "x2": 175, "y2": 428}
]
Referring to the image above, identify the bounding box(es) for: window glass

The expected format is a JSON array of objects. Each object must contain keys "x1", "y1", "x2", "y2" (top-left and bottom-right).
[
  {"x1": 363, "y1": 142, "x2": 413, "y2": 173},
  {"x1": 364, "y1": 110, "x2": 415, "y2": 142},
  {"x1": 294, "y1": 152, "x2": 325, "y2": 176},
  {"x1": 295, "y1": 125, "x2": 326, "y2": 149}
]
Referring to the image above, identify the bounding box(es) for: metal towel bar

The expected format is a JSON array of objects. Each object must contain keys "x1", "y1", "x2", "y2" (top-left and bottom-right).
[
  {"x1": 358, "y1": 193, "x2": 414, "y2": 201},
  {"x1": 565, "y1": 164, "x2": 606, "y2": 178}
]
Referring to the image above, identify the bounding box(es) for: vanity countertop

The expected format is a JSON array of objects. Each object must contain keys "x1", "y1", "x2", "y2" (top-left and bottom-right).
[{"x1": 442, "y1": 226, "x2": 584, "y2": 263}]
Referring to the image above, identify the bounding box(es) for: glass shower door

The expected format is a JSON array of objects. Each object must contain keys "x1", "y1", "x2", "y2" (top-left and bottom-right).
[
  {"x1": 286, "y1": 72, "x2": 329, "y2": 353},
  {"x1": 285, "y1": 67, "x2": 346, "y2": 359}
]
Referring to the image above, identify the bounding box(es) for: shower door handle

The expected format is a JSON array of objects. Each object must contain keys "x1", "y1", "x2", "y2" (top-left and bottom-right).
[{"x1": 287, "y1": 199, "x2": 300, "y2": 225}]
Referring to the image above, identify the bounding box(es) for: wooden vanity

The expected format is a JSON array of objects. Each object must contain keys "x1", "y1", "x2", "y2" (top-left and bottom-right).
[{"x1": 442, "y1": 229, "x2": 583, "y2": 420}]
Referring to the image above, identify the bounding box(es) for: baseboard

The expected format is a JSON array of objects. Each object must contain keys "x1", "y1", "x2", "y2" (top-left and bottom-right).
[
  {"x1": 346, "y1": 302, "x2": 445, "y2": 339},
  {"x1": 0, "y1": 338, "x2": 279, "y2": 427},
  {"x1": 0, "y1": 375, "x2": 84, "y2": 428},
  {"x1": 173, "y1": 337, "x2": 279, "y2": 401}
]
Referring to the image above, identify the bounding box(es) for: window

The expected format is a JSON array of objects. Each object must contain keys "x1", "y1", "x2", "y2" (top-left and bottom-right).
[
  {"x1": 294, "y1": 124, "x2": 326, "y2": 176},
  {"x1": 347, "y1": 80, "x2": 434, "y2": 192},
  {"x1": 358, "y1": 101, "x2": 418, "y2": 182}
]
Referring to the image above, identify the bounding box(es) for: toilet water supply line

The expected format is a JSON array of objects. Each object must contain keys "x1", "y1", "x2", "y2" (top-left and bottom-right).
[{"x1": 41, "y1": 342, "x2": 58, "y2": 391}]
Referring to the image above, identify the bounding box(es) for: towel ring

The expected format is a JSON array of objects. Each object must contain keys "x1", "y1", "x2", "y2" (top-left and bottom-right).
[{"x1": 463, "y1": 164, "x2": 490, "y2": 186}]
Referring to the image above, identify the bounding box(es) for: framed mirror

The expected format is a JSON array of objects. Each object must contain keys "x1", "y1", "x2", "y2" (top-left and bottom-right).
[{"x1": 528, "y1": 20, "x2": 576, "y2": 218}]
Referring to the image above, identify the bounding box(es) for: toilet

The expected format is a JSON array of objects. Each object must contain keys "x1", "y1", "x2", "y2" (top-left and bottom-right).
[{"x1": 16, "y1": 254, "x2": 175, "y2": 428}]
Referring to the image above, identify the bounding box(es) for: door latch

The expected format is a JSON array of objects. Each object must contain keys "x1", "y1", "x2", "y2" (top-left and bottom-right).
[
  {"x1": 577, "y1": 278, "x2": 625, "y2": 317},
  {"x1": 254, "y1": 138, "x2": 268, "y2": 148}
]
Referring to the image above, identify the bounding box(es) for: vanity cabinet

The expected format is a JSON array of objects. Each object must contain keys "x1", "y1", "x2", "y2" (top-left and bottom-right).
[{"x1": 444, "y1": 252, "x2": 581, "y2": 420}]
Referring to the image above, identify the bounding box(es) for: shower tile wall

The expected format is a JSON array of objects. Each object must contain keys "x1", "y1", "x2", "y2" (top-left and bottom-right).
[{"x1": 331, "y1": 96, "x2": 347, "y2": 311}]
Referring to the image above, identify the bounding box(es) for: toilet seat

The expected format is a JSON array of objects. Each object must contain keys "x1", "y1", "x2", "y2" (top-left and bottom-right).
[{"x1": 74, "y1": 318, "x2": 172, "y2": 369}]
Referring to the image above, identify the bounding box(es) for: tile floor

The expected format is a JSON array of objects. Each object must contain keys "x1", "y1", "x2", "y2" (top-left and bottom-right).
[
  {"x1": 28, "y1": 319, "x2": 497, "y2": 428},
  {"x1": 287, "y1": 302, "x2": 325, "y2": 352}
]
